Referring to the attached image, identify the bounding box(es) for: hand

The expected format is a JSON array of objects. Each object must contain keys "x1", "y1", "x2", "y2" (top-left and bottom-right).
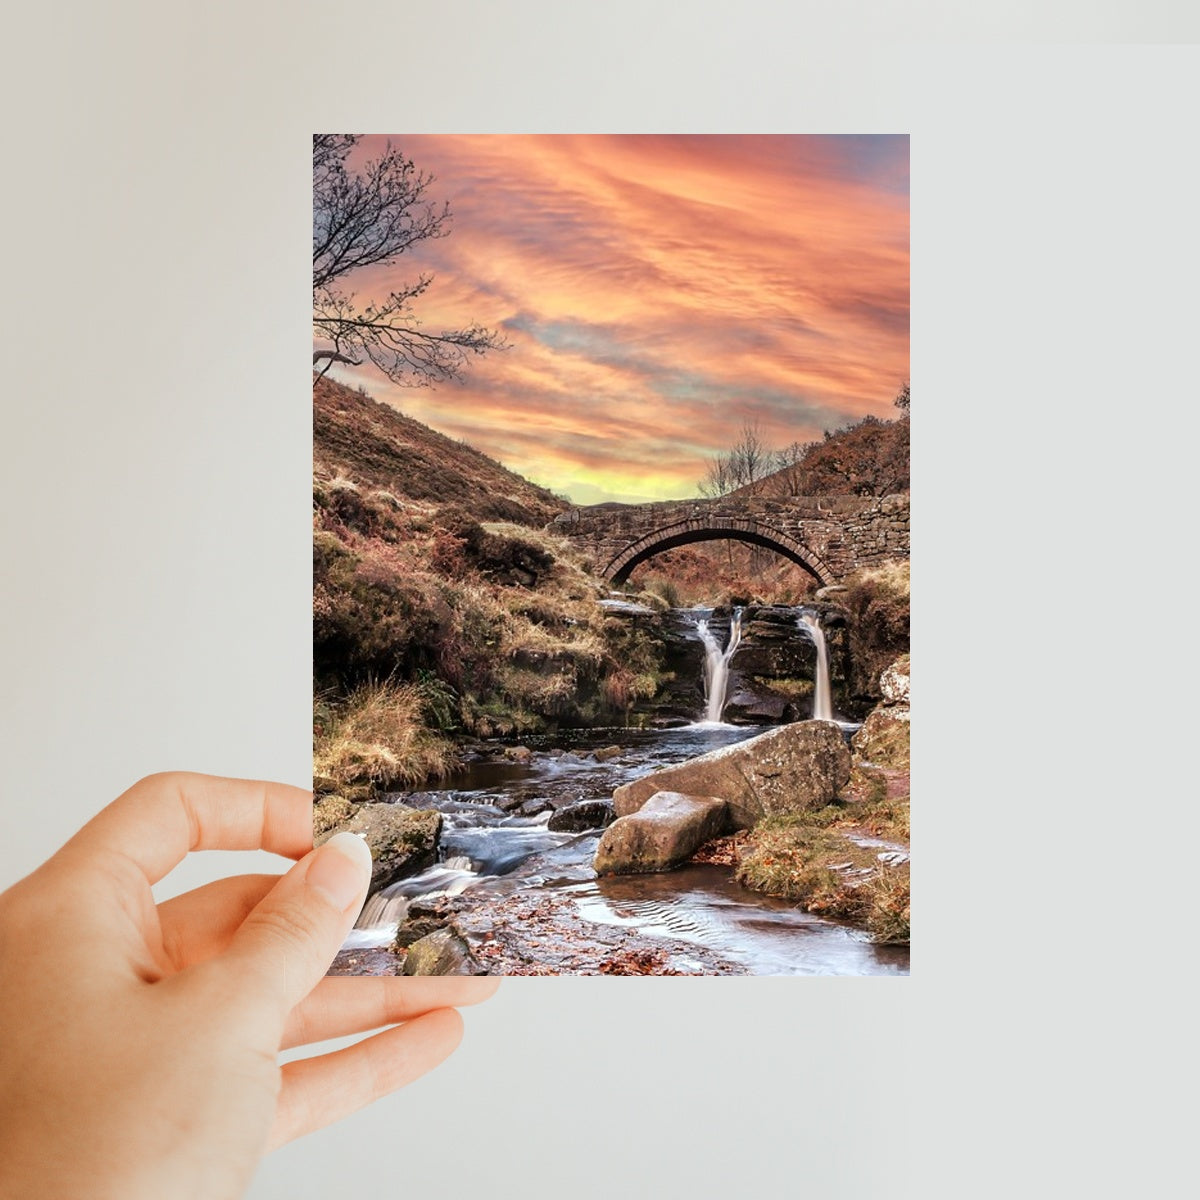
[{"x1": 0, "y1": 772, "x2": 498, "y2": 1200}]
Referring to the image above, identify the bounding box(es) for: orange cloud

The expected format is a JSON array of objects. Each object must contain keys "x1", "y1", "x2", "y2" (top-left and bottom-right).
[{"x1": 323, "y1": 135, "x2": 908, "y2": 503}]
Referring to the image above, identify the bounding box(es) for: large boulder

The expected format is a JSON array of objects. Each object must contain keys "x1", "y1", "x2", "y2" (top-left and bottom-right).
[
  {"x1": 594, "y1": 792, "x2": 729, "y2": 876},
  {"x1": 315, "y1": 803, "x2": 442, "y2": 890},
  {"x1": 612, "y1": 721, "x2": 851, "y2": 828}
]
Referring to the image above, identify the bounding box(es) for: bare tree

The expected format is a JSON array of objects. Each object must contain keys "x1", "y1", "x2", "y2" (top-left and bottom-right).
[
  {"x1": 697, "y1": 419, "x2": 773, "y2": 499},
  {"x1": 312, "y1": 135, "x2": 505, "y2": 386},
  {"x1": 698, "y1": 453, "x2": 736, "y2": 498},
  {"x1": 729, "y1": 419, "x2": 769, "y2": 489},
  {"x1": 773, "y1": 438, "x2": 813, "y2": 496}
]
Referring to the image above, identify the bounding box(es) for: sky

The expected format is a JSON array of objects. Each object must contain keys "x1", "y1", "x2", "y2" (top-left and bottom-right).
[{"x1": 320, "y1": 134, "x2": 908, "y2": 505}]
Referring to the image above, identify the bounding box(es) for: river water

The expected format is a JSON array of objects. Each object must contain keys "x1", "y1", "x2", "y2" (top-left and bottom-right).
[{"x1": 346, "y1": 722, "x2": 910, "y2": 977}]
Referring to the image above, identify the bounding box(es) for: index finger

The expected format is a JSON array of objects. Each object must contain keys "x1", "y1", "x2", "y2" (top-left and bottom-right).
[{"x1": 61, "y1": 772, "x2": 314, "y2": 885}]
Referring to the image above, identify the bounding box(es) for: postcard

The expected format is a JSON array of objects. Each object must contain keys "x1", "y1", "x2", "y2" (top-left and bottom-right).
[{"x1": 313, "y1": 134, "x2": 909, "y2": 976}]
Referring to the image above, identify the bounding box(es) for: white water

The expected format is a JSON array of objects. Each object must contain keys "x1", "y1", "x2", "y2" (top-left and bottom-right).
[
  {"x1": 346, "y1": 855, "x2": 479, "y2": 948},
  {"x1": 696, "y1": 607, "x2": 744, "y2": 722},
  {"x1": 796, "y1": 611, "x2": 833, "y2": 721}
]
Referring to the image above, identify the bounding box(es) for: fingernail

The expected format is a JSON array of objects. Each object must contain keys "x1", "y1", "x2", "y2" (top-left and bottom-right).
[{"x1": 306, "y1": 832, "x2": 372, "y2": 910}]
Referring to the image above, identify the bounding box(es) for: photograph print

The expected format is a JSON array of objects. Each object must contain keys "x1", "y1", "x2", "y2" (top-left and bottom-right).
[{"x1": 312, "y1": 134, "x2": 910, "y2": 976}]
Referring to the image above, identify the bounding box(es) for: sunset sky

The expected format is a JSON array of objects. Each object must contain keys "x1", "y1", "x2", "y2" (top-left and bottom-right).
[{"x1": 321, "y1": 134, "x2": 908, "y2": 505}]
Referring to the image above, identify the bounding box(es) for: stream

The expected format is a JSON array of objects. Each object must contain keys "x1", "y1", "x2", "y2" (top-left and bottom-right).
[{"x1": 343, "y1": 721, "x2": 910, "y2": 977}]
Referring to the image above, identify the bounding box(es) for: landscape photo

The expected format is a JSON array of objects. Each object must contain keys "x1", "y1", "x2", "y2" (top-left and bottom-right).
[{"x1": 312, "y1": 134, "x2": 910, "y2": 976}]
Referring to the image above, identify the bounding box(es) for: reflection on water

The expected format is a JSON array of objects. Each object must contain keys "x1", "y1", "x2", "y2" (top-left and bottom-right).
[{"x1": 575, "y1": 865, "x2": 908, "y2": 977}]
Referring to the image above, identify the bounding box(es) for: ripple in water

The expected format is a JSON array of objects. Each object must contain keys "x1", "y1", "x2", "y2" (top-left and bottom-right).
[{"x1": 568, "y1": 865, "x2": 909, "y2": 977}]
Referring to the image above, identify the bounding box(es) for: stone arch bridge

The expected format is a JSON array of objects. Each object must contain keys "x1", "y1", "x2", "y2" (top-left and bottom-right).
[{"x1": 550, "y1": 492, "x2": 909, "y2": 586}]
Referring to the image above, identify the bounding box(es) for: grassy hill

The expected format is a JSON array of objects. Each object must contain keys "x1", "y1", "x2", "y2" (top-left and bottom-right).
[
  {"x1": 312, "y1": 377, "x2": 666, "y2": 795},
  {"x1": 314, "y1": 376, "x2": 565, "y2": 524}
]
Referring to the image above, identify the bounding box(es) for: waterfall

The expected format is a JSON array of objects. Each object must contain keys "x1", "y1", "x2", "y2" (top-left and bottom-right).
[
  {"x1": 796, "y1": 611, "x2": 833, "y2": 721},
  {"x1": 696, "y1": 607, "x2": 744, "y2": 722},
  {"x1": 347, "y1": 856, "x2": 478, "y2": 947}
]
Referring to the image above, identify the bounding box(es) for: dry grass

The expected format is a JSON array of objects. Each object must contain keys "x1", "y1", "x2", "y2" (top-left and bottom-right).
[
  {"x1": 735, "y1": 815, "x2": 910, "y2": 945},
  {"x1": 847, "y1": 559, "x2": 910, "y2": 598},
  {"x1": 864, "y1": 865, "x2": 911, "y2": 944},
  {"x1": 838, "y1": 764, "x2": 911, "y2": 841},
  {"x1": 313, "y1": 682, "x2": 458, "y2": 793},
  {"x1": 313, "y1": 481, "x2": 667, "y2": 734},
  {"x1": 313, "y1": 376, "x2": 671, "y2": 738}
]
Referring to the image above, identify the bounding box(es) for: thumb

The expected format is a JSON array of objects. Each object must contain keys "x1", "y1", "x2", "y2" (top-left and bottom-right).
[{"x1": 212, "y1": 831, "x2": 372, "y2": 1022}]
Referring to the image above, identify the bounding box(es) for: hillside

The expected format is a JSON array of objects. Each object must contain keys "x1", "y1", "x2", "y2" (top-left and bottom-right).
[
  {"x1": 314, "y1": 375, "x2": 565, "y2": 525},
  {"x1": 733, "y1": 414, "x2": 909, "y2": 502},
  {"x1": 313, "y1": 378, "x2": 670, "y2": 791}
]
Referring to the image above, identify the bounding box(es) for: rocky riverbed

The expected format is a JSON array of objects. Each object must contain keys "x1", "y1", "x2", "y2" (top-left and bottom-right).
[{"x1": 324, "y1": 706, "x2": 910, "y2": 977}]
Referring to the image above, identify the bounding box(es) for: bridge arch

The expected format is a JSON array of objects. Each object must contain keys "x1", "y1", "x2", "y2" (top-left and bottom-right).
[{"x1": 602, "y1": 516, "x2": 837, "y2": 587}]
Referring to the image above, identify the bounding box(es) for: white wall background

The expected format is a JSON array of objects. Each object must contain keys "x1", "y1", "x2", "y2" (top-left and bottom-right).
[{"x1": 1, "y1": 5, "x2": 1195, "y2": 1197}]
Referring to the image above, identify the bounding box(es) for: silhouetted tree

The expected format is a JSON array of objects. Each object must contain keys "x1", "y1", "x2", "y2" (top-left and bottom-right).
[{"x1": 312, "y1": 135, "x2": 504, "y2": 386}]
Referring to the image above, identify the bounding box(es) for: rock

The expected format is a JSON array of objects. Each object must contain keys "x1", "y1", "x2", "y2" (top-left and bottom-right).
[
  {"x1": 722, "y1": 687, "x2": 796, "y2": 725},
  {"x1": 592, "y1": 744, "x2": 623, "y2": 762},
  {"x1": 391, "y1": 790, "x2": 445, "y2": 807},
  {"x1": 548, "y1": 799, "x2": 616, "y2": 832},
  {"x1": 315, "y1": 803, "x2": 442, "y2": 890},
  {"x1": 851, "y1": 707, "x2": 910, "y2": 768},
  {"x1": 853, "y1": 655, "x2": 910, "y2": 767},
  {"x1": 517, "y1": 796, "x2": 553, "y2": 817},
  {"x1": 613, "y1": 721, "x2": 851, "y2": 829},
  {"x1": 503, "y1": 745, "x2": 534, "y2": 763},
  {"x1": 313, "y1": 794, "x2": 356, "y2": 839},
  {"x1": 405, "y1": 894, "x2": 473, "y2": 922},
  {"x1": 594, "y1": 792, "x2": 729, "y2": 876},
  {"x1": 392, "y1": 916, "x2": 449, "y2": 950},
  {"x1": 401, "y1": 927, "x2": 482, "y2": 976},
  {"x1": 880, "y1": 655, "x2": 910, "y2": 705}
]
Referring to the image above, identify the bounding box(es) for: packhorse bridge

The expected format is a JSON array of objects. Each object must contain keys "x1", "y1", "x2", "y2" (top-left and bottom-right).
[{"x1": 551, "y1": 491, "x2": 910, "y2": 586}]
